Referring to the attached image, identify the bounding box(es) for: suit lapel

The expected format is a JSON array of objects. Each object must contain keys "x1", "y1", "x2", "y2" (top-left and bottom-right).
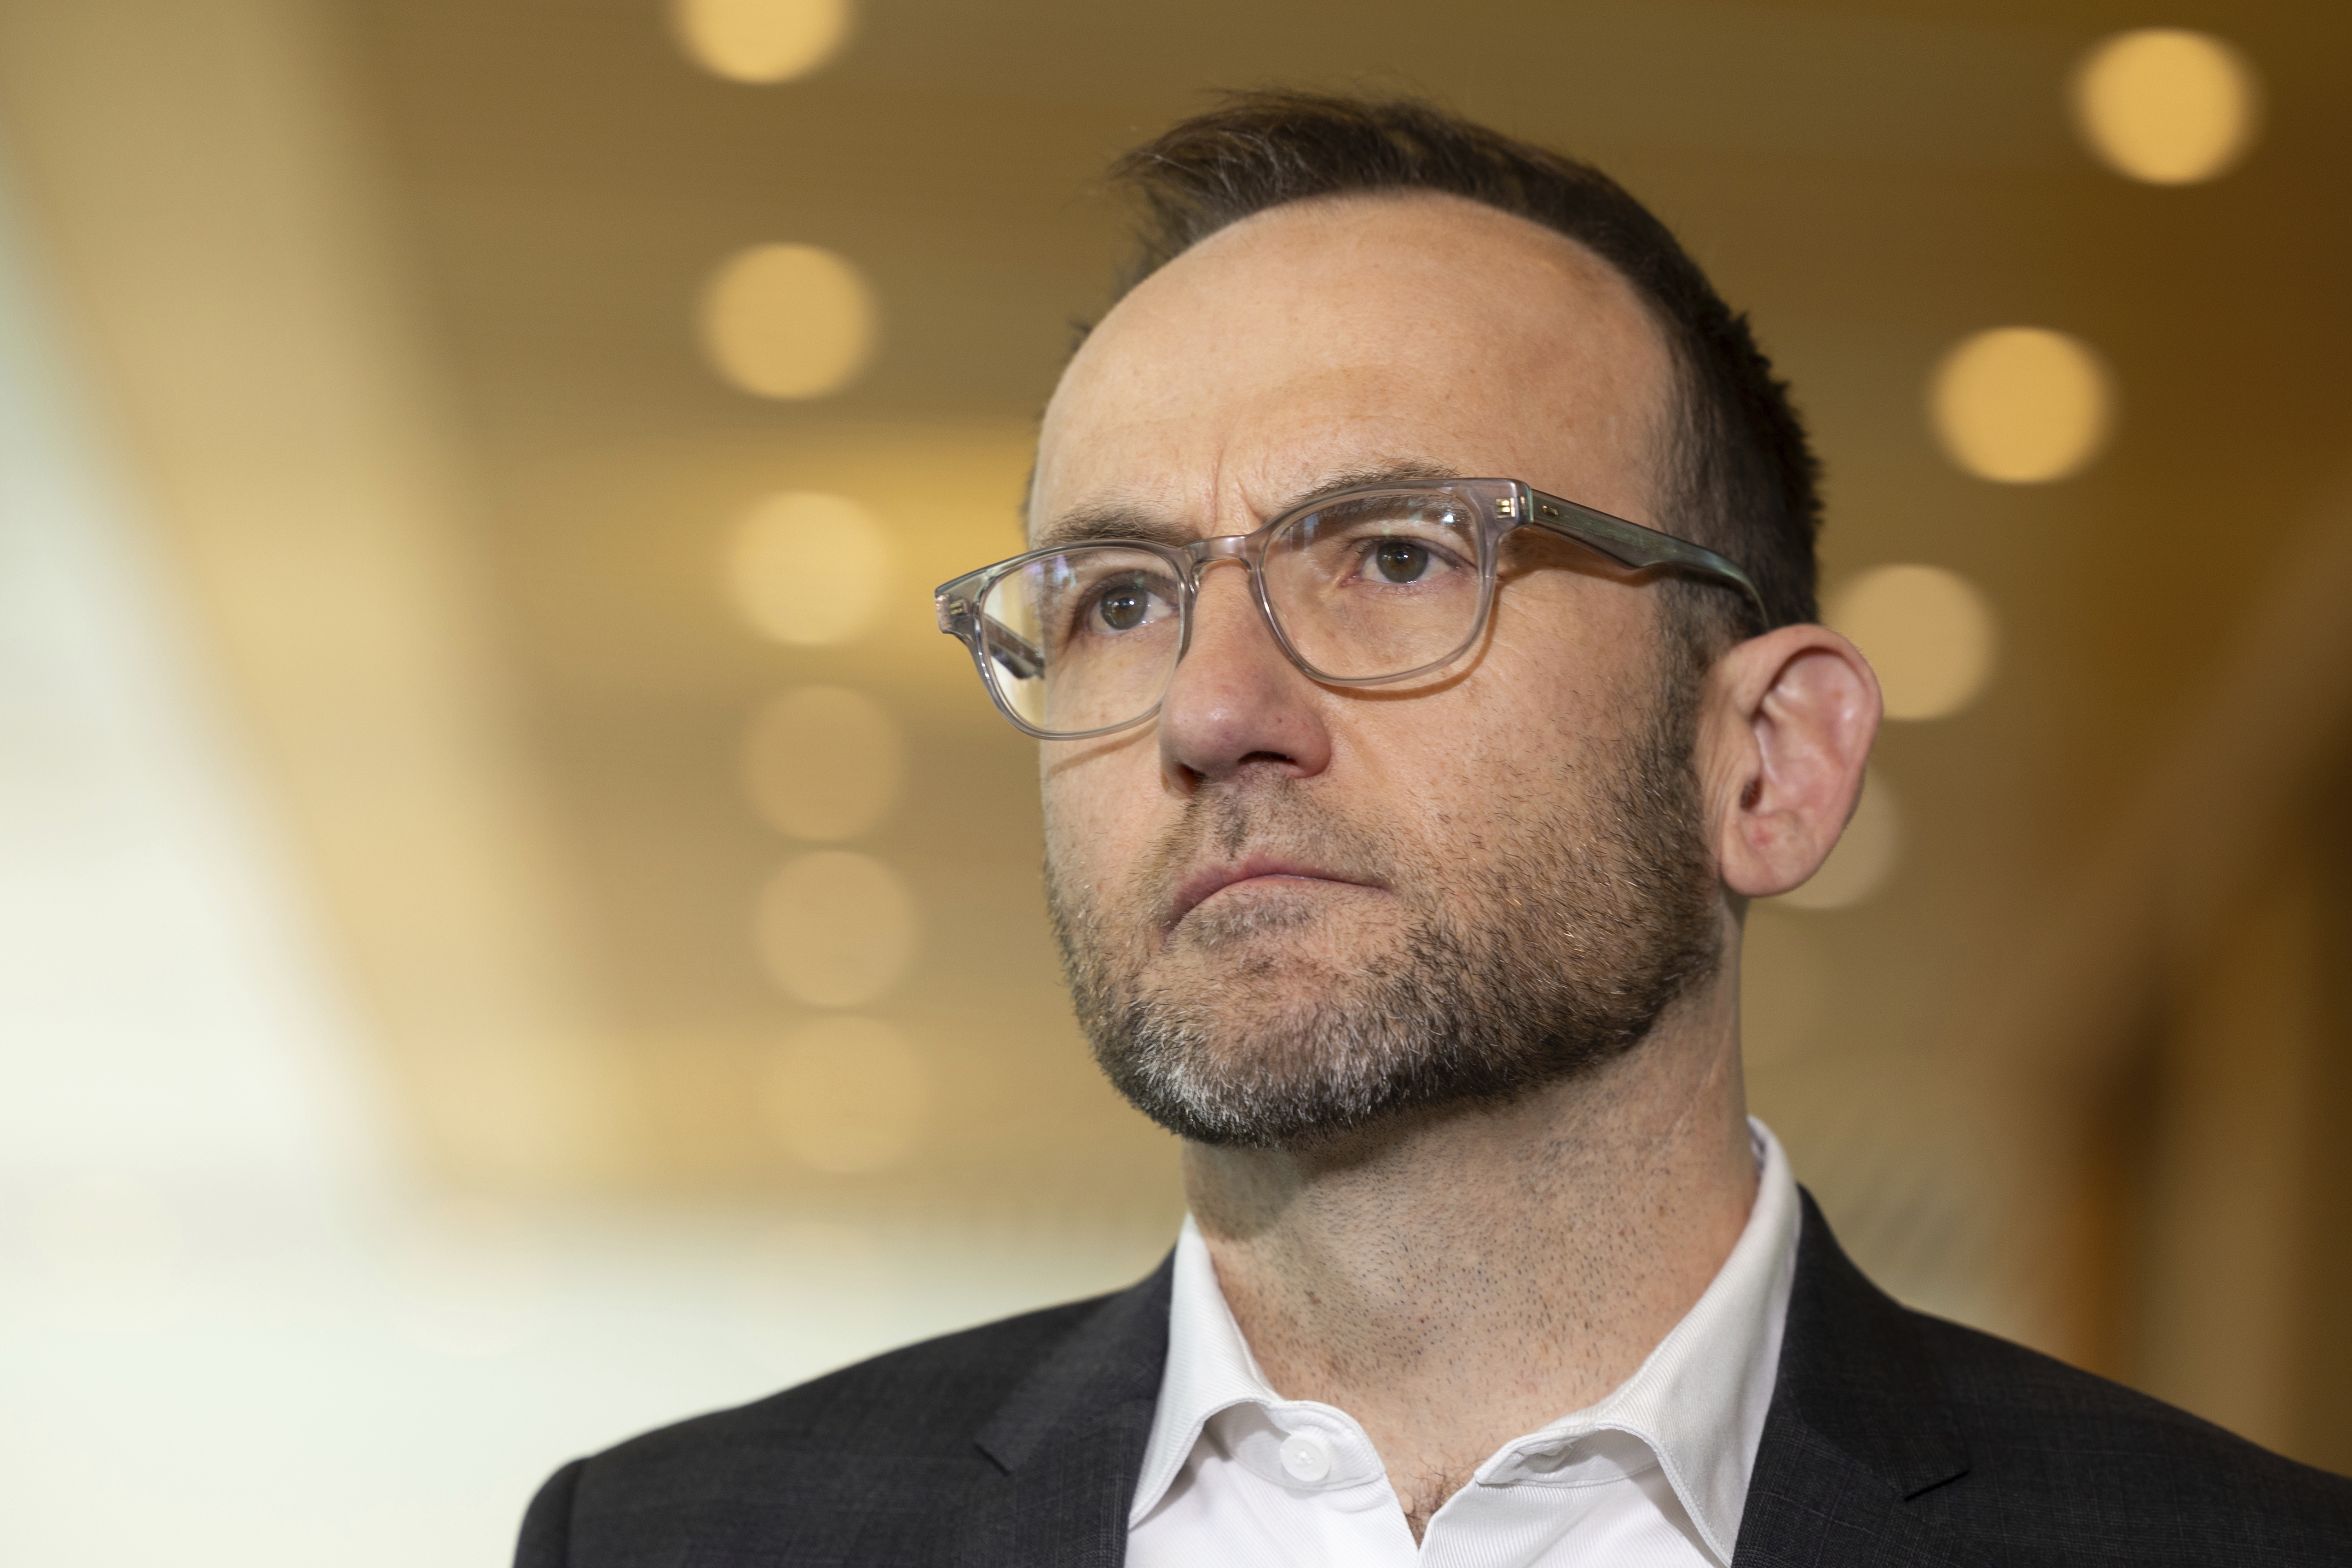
[
  {"x1": 946, "y1": 1192, "x2": 1971, "y2": 1566},
  {"x1": 953, "y1": 1254, "x2": 1173, "y2": 1568},
  {"x1": 1734, "y1": 1191, "x2": 1971, "y2": 1565}
]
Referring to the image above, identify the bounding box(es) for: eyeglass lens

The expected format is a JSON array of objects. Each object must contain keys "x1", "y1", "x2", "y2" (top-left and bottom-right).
[{"x1": 977, "y1": 491, "x2": 1487, "y2": 736}]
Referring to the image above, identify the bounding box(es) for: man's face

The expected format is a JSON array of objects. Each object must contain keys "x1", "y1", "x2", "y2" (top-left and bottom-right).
[{"x1": 1033, "y1": 192, "x2": 1723, "y2": 1147}]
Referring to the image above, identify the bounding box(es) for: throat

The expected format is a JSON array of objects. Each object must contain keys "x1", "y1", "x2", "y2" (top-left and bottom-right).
[
  {"x1": 1398, "y1": 1466, "x2": 1475, "y2": 1544},
  {"x1": 1181, "y1": 1043, "x2": 1758, "y2": 1537}
]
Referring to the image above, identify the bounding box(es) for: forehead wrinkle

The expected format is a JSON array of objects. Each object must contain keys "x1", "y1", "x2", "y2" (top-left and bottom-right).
[{"x1": 1030, "y1": 457, "x2": 1475, "y2": 551}]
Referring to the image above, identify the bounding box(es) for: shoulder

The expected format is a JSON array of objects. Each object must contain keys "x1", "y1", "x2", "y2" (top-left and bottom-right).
[
  {"x1": 1913, "y1": 1310, "x2": 2352, "y2": 1530},
  {"x1": 619, "y1": 1291, "x2": 1108, "y2": 1469},
  {"x1": 1753, "y1": 1192, "x2": 2352, "y2": 1564},
  {"x1": 515, "y1": 1293, "x2": 1117, "y2": 1567}
]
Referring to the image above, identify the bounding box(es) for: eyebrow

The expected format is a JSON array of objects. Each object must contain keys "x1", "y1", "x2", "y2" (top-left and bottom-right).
[{"x1": 1029, "y1": 459, "x2": 1471, "y2": 552}]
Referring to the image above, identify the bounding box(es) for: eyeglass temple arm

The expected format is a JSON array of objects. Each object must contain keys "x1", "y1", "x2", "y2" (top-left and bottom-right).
[
  {"x1": 1521, "y1": 490, "x2": 1772, "y2": 632},
  {"x1": 936, "y1": 591, "x2": 1047, "y2": 681}
]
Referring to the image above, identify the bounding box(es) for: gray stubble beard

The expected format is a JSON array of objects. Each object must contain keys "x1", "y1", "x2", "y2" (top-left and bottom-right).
[{"x1": 1045, "y1": 679, "x2": 1724, "y2": 1150}]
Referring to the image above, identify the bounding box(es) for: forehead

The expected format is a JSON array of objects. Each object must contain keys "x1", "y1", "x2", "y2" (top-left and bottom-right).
[{"x1": 1034, "y1": 191, "x2": 1676, "y2": 535}]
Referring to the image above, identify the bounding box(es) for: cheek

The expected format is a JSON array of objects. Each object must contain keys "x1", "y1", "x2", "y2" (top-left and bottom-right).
[
  {"x1": 1468, "y1": 679, "x2": 1607, "y2": 793},
  {"x1": 1371, "y1": 636, "x2": 1634, "y2": 838},
  {"x1": 1041, "y1": 751, "x2": 1157, "y2": 887},
  {"x1": 1481, "y1": 581, "x2": 1657, "y2": 729},
  {"x1": 1337, "y1": 702, "x2": 1534, "y2": 863}
]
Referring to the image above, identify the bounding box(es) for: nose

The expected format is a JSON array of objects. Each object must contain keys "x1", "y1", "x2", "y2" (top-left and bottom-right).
[{"x1": 1157, "y1": 561, "x2": 1334, "y2": 787}]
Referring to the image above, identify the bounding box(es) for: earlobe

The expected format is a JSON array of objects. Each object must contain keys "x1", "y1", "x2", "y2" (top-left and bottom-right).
[{"x1": 1702, "y1": 625, "x2": 1883, "y2": 900}]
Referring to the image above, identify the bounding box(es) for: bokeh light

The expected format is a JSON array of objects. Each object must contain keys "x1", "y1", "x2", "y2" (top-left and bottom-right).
[
  {"x1": 1777, "y1": 769, "x2": 1903, "y2": 912},
  {"x1": 742, "y1": 686, "x2": 905, "y2": 841},
  {"x1": 754, "y1": 851, "x2": 916, "y2": 1007},
  {"x1": 698, "y1": 243, "x2": 877, "y2": 399},
  {"x1": 759, "y1": 1016, "x2": 930, "y2": 1173},
  {"x1": 1929, "y1": 327, "x2": 2115, "y2": 484},
  {"x1": 1829, "y1": 564, "x2": 1999, "y2": 721},
  {"x1": 2071, "y1": 29, "x2": 2261, "y2": 186},
  {"x1": 672, "y1": 0, "x2": 855, "y2": 84},
  {"x1": 725, "y1": 491, "x2": 891, "y2": 645}
]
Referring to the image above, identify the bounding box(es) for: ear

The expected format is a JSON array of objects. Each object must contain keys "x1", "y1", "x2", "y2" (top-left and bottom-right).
[{"x1": 1696, "y1": 624, "x2": 1883, "y2": 900}]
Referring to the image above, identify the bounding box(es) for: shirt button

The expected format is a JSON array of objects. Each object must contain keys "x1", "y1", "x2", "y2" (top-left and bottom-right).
[{"x1": 1278, "y1": 1431, "x2": 1334, "y2": 1484}]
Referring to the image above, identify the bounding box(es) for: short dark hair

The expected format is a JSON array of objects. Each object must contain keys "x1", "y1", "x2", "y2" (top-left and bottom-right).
[{"x1": 1104, "y1": 91, "x2": 1821, "y2": 646}]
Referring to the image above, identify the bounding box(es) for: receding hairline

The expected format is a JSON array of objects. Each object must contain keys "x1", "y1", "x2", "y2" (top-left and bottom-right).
[
  {"x1": 1034, "y1": 188, "x2": 1685, "y2": 539},
  {"x1": 1075, "y1": 186, "x2": 1670, "y2": 381},
  {"x1": 1155, "y1": 184, "x2": 1647, "y2": 290}
]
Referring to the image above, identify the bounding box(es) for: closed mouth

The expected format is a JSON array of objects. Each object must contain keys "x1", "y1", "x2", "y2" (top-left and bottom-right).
[{"x1": 1164, "y1": 857, "x2": 1381, "y2": 933}]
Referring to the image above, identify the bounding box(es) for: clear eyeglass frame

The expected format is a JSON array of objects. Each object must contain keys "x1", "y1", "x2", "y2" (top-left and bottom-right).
[{"x1": 932, "y1": 477, "x2": 1770, "y2": 741}]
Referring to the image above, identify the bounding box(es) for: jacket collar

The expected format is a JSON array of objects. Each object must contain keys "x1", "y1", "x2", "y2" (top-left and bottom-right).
[
  {"x1": 954, "y1": 1188, "x2": 1971, "y2": 1566},
  {"x1": 1733, "y1": 1190, "x2": 1971, "y2": 1562},
  {"x1": 955, "y1": 1254, "x2": 1173, "y2": 1567}
]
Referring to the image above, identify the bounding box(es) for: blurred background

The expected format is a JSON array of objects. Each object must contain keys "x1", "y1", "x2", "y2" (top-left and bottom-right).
[{"x1": 0, "y1": 0, "x2": 2346, "y2": 1560}]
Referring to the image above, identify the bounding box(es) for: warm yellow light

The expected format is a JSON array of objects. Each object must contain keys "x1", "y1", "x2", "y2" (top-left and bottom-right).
[
  {"x1": 1778, "y1": 769, "x2": 1902, "y2": 911},
  {"x1": 698, "y1": 243, "x2": 876, "y2": 400},
  {"x1": 1829, "y1": 565, "x2": 1999, "y2": 721},
  {"x1": 1928, "y1": 327, "x2": 2114, "y2": 485},
  {"x1": 2071, "y1": 29, "x2": 2260, "y2": 185},
  {"x1": 741, "y1": 686, "x2": 905, "y2": 841},
  {"x1": 672, "y1": 0, "x2": 854, "y2": 84},
  {"x1": 754, "y1": 851, "x2": 915, "y2": 1007},
  {"x1": 724, "y1": 491, "x2": 890, "y2": 646},
  {"x1": 1739, "y1": 908, "x2": 1825, "y2": 1066},
  {"x1": 760, "y1": 1016, "x2": 929, "y2": 1173}
]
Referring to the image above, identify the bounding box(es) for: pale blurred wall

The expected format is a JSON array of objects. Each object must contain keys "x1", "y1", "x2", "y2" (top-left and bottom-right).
[
  {"x1": 0, "y1": 3, "x2": 2346, "y2": 1557},
  {"x1": 0, "y1": 1, "x2": 1167, "y2": 1561}
]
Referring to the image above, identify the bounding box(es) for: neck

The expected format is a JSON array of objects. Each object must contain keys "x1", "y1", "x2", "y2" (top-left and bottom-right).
[{"x1": 1181, "y1": 986, "x2": 1756, "y2": 1538}]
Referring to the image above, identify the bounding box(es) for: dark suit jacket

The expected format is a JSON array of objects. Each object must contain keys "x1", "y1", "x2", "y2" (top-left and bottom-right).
[{"x1": 517, "y1": 1192, "x2": 2352, "y2": 1565}]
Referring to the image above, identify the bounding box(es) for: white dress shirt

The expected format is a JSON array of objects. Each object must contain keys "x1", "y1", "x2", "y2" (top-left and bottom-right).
[{"x1": 1126, "y1": 1118, "x2": 1799, "y2": 1568}]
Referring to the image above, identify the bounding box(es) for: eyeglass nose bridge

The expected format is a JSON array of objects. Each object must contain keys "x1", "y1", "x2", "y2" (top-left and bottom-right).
[
  {"x1": 1170, "y1": 532, "x2": 1283, "y2": 670},
  {"x1": 1179, "y1": 533, "x2": 1256, "y2": 571}
]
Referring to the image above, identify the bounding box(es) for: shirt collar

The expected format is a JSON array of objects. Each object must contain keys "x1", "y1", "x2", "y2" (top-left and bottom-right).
[
  {"x1": 1130, "y1": 1117, "x2": 1801, "y2": 1564},
  {"x1": 1128, "y1": 1204, "x2": 1289, "y2": 1522}
]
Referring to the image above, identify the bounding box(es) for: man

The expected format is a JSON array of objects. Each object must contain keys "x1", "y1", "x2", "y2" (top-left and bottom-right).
[{"x1": 517, "y1": 93, "x2": 2351, "y2": 1566}]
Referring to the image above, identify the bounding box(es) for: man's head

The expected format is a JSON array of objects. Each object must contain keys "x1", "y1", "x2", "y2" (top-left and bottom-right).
[
  {"x1": 1103, "y1": 93, "x2": 1824, "y2": 651},
  {"x1": 1026, "y1": 93, "x2": 1877, "y2": 1149}
]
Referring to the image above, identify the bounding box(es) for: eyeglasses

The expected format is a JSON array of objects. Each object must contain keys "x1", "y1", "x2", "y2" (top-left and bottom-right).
[{"x1": 933, "y1": 478, "x2": 1768, "y2": 740}]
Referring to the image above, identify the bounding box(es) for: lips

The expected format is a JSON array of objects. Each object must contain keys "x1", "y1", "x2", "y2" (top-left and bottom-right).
[{"x1": 1165, "y1": 856, "x2": 1381, "y2": 932}]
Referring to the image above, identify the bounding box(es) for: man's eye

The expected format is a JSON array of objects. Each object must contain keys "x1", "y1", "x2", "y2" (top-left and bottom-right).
[
  {"x1": 1095, "y1": 584, "x2": 1153, "y2": 630},
  {"x1": 1370, "y1": 538, "x2": 1433, "y2": 583}
]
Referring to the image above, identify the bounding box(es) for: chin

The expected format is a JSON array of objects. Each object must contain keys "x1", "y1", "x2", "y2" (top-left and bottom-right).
[{"x1": 1169, "y1": 886, "x2": 1393, "y2": 958}]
